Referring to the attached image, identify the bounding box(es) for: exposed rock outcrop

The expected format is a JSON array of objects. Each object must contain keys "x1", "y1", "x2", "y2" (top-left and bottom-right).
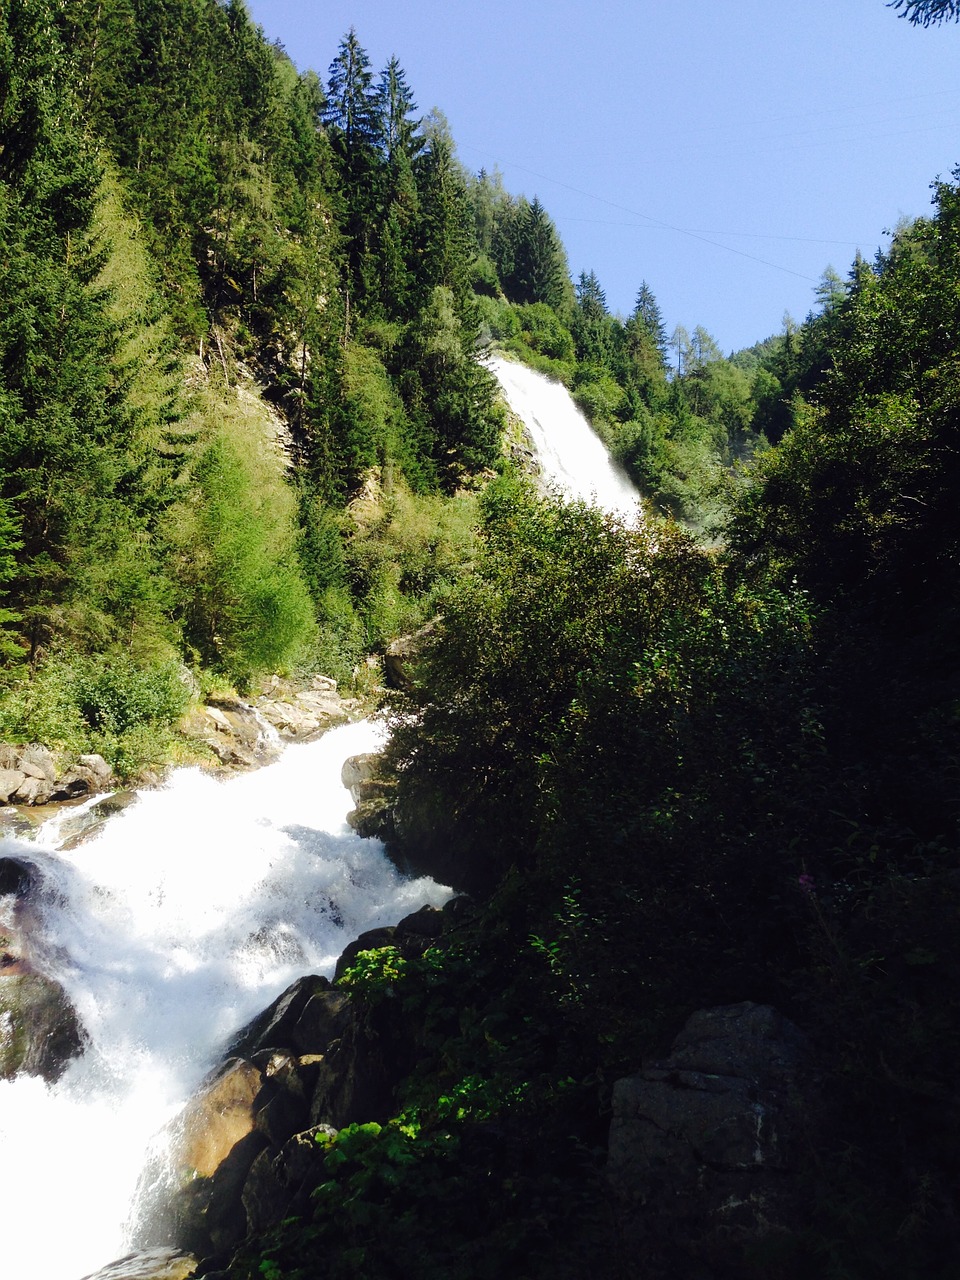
[
  {"x1": 342, "y1": 751, "x2": 396, "y2": 840},
  {"x1": 179, "y1": 698, "x2": 282, "y2": 771},
  {"x1": 143, "y1": 903, "x2": 460, "y2": 1264},
  {"x1": 608, "y1": 1001, "x2": 821, "y2": 1274},
  {"x1": 255, "y1": 675, "x2": 363, "y2": 742},
  {"x1": 0, "y1": 744, "x2": 114, "y2": 806}
]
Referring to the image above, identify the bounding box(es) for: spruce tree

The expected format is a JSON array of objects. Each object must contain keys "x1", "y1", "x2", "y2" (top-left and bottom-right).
[{"x1": 376, "y1": 56, "x2": 421, "y2": 162}]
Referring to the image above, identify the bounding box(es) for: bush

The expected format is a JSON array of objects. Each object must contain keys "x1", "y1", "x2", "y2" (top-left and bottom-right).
[{"x1": 0, "y1": 650, "x2": 192, "y2": 777}]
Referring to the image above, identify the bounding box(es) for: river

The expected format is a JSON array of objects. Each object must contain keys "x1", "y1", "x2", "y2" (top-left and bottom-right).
[
  {"x1": 0, "y1": 357, "x2": 640, "y2": 1280},
  {"x1": 0, "y1": 720, "x2": 451, "y2": 1280}
]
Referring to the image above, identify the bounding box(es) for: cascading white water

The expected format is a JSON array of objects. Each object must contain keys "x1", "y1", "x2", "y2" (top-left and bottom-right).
[
  {"x1": 0, "y1": 719, "x2": 450, "y2": 1280},
  {"x1": 488, "y1": 354, "x2": 641, "y2": 521}
]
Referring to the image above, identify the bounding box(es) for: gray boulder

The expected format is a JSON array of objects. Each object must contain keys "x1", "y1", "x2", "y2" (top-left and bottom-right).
[{"x1": 608, "y1": 1002, "x2": 820, "y2": 1274}]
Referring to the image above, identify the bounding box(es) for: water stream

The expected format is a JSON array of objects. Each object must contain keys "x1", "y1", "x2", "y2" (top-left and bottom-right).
[
  {"x1": 0, "y1": 356, "x2": 638, "y2": 1279},
  {"x1": 0, "y1": 720, "x2": 451, "y2": 1280}
]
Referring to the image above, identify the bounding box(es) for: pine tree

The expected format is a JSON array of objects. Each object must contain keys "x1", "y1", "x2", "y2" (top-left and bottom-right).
[
  {"x1": 633, "y1": 281, "x2": 668, "y2": 362},
  {"x1": 572, "y1": 270, "x2": 613, "y2": 366},
  {"x1": 511, "y1": 197, "x2": 569, "y2": 310}
]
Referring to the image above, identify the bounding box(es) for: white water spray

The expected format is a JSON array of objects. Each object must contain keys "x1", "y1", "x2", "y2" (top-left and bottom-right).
[
  {"x1": 0, "y1": 720, "x2": 450, "y2": 1280},
  {"x1": 488, "y1": 354, "x2": 641, "y2": 521}
]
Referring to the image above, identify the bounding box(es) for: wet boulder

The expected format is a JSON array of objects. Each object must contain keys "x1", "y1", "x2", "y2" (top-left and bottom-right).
[
  {"x1": 79, "y1": 1248, "x2": 198, "y2": 1280},
  {"x1": 0, "y1": 855, "x2": 85, "y2": 1081},
  {"x1": 0, "y1": 855, "x2": 35, "y2": 898},
  {"x1": 0, "y1": 968, "x2": 85, "y2": 1081}
]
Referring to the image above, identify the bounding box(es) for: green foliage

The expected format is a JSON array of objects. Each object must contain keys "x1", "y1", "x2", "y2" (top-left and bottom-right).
[
  {"x1": 336, "y1": 946, "x2": 409, "y2": 1004},
  {"x1": 0, "y1": 649, "x2": 190, "y2": 775},
  {"x1": 173, "y1": 392, "x2": 317, "y2": 685},
  {"x1": 343, "y1": 479, "x2": 478, "y2": 650},
  {"x1": 0, "y1": 496, "x2": 23, "y2": 662}
]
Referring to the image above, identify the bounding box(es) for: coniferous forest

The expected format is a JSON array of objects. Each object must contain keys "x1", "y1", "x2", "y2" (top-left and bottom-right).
[{"x1": 2, "y1": 1, "x2": 960, "y2": 1276}]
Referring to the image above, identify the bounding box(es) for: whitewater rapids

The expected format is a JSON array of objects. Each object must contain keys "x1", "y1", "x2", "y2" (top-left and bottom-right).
[{"x1": 0, "y1": 719, "x2": 450, "y2": 1280}]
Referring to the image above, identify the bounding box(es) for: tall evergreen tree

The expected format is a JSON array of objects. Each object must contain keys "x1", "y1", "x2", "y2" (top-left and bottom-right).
[
  {"x1": 414, "y1": 129, "x2": 475, "y2": 306},
  {"x1": 572, "y1": 269, "x2": 613, "y2": 366},
  {"x1": 323, "y1": 28, "x2": 380, "y2": 157},
  {"x1": 633, "y1": 281, "x2": 668, "y2": 361},
  {"x1": 510, "y1": 197, "x2": 569, "y2": 311},
  {"x1": 376, "y1": 55, "x2": 421, "y2": 161}
]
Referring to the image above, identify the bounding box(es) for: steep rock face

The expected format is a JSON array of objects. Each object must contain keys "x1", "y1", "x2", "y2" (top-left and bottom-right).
[
  {"x1": 0, "y1": 854, "x2": 85, "y2": 1081},
  {"x1": 608, "y1": 1002, "x2": 820, "y2": 1274}
]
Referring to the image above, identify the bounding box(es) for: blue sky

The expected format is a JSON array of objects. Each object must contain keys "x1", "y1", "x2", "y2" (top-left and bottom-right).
[{"x1": 246, "y1": 0, "x2": 960, "y2": 353}]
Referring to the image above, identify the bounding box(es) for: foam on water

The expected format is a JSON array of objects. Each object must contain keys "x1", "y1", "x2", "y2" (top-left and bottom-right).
[{"x1": 0, "y1": 718, "x2": 450, "y2": 1280}]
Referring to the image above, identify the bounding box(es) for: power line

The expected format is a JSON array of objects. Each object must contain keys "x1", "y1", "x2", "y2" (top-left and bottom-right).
[
  {"x1": 552, "y1": 215, "x2": 864, "y2": 247},
  {"x1": 461, "y1": 143, "x2": 821, "y2": 282}
]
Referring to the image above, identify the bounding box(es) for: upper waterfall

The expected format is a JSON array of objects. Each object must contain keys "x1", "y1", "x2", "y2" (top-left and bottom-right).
[{"x1": 488, "y1": 354, "x2": 641, "y2": 522}]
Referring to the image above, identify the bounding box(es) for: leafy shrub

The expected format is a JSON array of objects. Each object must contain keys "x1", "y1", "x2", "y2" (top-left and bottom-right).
[
  {"x1": 0, "y1": 650, "x2": 192, "y2": 776},
  {"x1": 70, "y1": 654, "x2": 189, "y2": 736}
]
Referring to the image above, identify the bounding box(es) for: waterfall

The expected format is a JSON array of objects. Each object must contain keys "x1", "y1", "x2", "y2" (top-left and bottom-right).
[
  {"x1": 488, "y1": 354, "x2": 641, "y2": 521},
  {"x1": 0, "y1": 719, "x2": 450, "y2": 1280}
]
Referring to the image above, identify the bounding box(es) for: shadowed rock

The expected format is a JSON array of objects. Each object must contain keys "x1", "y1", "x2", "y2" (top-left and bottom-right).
[{"x1": 608, "y1": 1002, "x2": 821, "y2": 1274}]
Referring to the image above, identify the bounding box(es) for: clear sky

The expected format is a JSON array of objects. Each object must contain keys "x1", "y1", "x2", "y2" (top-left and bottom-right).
[{"x1": 246, "y1": 0, "x2": 960, "y2": 354}]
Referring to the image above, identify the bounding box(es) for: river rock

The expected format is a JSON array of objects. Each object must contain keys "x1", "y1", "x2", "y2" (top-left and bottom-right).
[
  {"x1": 153, "y1": 908, "x2": 456, "y2": 1262},
  {"x1": 608, "y1": 1001, "x2": 820, "y2": 1273},
  {"x1": 178, "y1": 696, "x2": 282, "y2": 772},
  {"x1": 228, "y1": 974, "x2": 350, "y2": 1060},
  {"x1": 0, "y1": 855, "x2": 35, "y2": 897},
  {"x1": 0, "y1": 744, "x2": 116, "y2": 805},
  {"x1": 56, "y1": 791, "x2": 140, "y2": 850},
  {"x1": 51, "y1": 753, "x2": 116, "y2": 802},
  {"x1": 0, "y1": 855, "x2": 86, "y2": 1080},
  {"x1": 0, "y1": 968, "x2": 85, "y2": 1080},
  {"x1": 148, "y1": 978, "x2": 354, "y2": 1258},
  {"x1": 79, "y1": 1248, "x2": 198, "y2": 1280},
  {"x1": 254, "y1": 675, "x2": 361, "y2": 741}
]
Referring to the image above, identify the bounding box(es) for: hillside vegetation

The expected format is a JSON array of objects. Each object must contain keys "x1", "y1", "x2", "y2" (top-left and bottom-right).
[{"x1": 2, "y1": 2, "x2": 959, "y2": 1277}]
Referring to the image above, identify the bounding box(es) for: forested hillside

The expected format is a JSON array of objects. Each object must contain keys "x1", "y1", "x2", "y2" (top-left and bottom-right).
[
  {"x1": 2, "y1": 1, "x2": 960, "y2": 1277},
  {"x1": 0, "y1": 0, "x2": 505, "y2": 772}
]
